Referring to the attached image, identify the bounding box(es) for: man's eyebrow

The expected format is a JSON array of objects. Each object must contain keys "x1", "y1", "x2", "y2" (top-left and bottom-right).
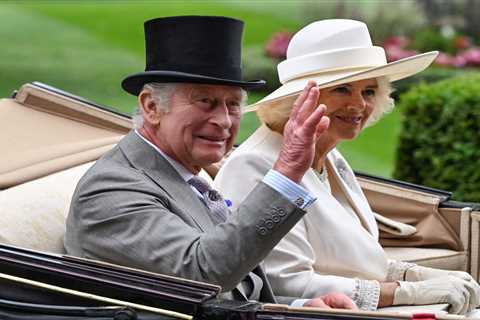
[
  {"x1": 230, "y1": 92, "x2": 243, "y2": 100},
  {"x1": 366, "y1": 84, "x2": 379, "y2": 89},
  {"x1": 190, "y1": 88, "x2": 210, "y2": 96}
]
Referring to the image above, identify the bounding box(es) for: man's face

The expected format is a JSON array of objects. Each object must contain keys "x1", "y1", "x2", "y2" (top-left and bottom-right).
[{"x1": 149, "y1": 84, "x2": 243, "y2": 173}]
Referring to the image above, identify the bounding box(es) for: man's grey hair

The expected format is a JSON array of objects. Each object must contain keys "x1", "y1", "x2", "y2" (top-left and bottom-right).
[
  {"x1": 256, "y1": 76, "x2": 395, "y2": 131},
  {"x1": 132, "y1": 82, "x2": 248, "y2": 129},
  {"x1": 132, "y1": 83, "x2": 178, "y2": 129}
]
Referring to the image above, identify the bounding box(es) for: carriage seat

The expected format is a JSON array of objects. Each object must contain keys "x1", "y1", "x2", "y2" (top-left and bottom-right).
[
  {"x1": 0, "y1": 162, "x2": 94, "y2": 253},
  {"x1": 384, "y1": 247, "x2": 468, "y2": 271},
  {"x1": 0, "y1": 161, "x2": 215, "y2": 254}
]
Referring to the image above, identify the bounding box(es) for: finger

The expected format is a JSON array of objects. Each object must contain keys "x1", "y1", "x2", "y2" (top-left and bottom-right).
[
  {"x1": 315, "y1": 116, "x2": 330, "y2": 138},
  {"x1": 452, "y1": 271, "x2": 474, "y2": 282},
  {"x1": 302, "y1": 103, "x2": 327, "y2": 134},
  {"x1": 334, "y1": 298, "x2": 358, "y2": 310},
  {"x1": 303, "y1": 298, "x2": 330, "y2": 309},
  {"x1": 463, "y1": 279, "x2": 480, "y2": 310},
  {"x1": 290, "y1": 81, "x2": 317, "y2": 121},
  {"x1": 296, "y1": 86, "x2": 320, "y2": 124},
  {"x1": 446, "y1": 280, "x2": 467, "y2": 315},
  {"x1": 458, "y1": 286, "x2": 470, "y2": 315},
  {"x1": 321, "y1": 293, "x2": 358, "y2": 310},
  {"x1": 449, "y1": 294, "x2": 465, "y2": 315}
]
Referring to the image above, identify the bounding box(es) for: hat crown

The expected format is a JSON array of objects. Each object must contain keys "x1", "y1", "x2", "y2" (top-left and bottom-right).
[
  {"x1": 277, "y1": 19, "x2": 386, "y2": 84},
  {"x1": 144, "y1": 16, "x2": 243, "y2": 77},
  {"x1": 287, "y1": 19, "x2": 373, "y2": 59},
  {"x1": 121, "y1": 15, "x2": 266, "y2": 95}
]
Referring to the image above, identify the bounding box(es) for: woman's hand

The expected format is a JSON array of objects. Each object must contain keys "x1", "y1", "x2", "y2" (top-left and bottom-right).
[
  {"x1": 393, "y1": 276, "x2": 479, "y2": 314},
  {"x1": 273, "y1": 81, "x2": 330, "y2": 183}
]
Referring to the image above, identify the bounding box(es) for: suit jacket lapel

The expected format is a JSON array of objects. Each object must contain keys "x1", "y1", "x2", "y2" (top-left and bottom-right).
[{"x1": 118, "y1": 131, "x2": 215, "y2": 231}]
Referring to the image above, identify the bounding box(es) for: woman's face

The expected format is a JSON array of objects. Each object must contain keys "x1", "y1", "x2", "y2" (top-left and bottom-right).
[{"x1": 319, "y1": 78, "x2": 378, "y2": 144}]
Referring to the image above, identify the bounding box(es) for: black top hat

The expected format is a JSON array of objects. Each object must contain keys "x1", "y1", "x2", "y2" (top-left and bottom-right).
[{"x1": 121, "y1": 16, "x2": 265, "y2": 96}]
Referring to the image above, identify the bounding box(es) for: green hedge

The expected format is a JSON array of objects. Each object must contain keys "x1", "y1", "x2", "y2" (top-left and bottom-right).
[
  {"x1": 243, "y1": 45, "x2": 281, "y2": 93},
  {"x1": 394, "y1": 73, "x2": 480, "y2": 202}
]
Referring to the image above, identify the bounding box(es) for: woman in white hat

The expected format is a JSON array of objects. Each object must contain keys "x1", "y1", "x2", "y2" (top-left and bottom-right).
[{"x1": 214, "y1": 19, "x2": 480, "y2": 314}]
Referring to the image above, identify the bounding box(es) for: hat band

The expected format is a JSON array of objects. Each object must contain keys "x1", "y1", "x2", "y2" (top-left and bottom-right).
[
  {"x1": 278, "y1": 46, "x2": 386, "y2": 84},
  {"x1": 146, "y1": 63, "x2": 242, "y2": 81},
  {"x1": 282, "y1": 65, "x2": 378, "y2": 86}
]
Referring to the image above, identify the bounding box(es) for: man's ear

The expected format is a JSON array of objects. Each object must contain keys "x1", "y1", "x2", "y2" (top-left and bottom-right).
[{"x1": 138, "y1": 90, "x2": 162, "y2": 125}]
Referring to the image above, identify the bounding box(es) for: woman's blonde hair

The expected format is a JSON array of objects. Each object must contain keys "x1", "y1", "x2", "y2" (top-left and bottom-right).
[{"x1": 256, "y1": 77, "x2": 395, "y2": 133}]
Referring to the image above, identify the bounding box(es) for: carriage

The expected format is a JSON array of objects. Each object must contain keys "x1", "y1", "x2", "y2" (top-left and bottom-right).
[{"x1": 1, "y1": 82, "x2": 478, "y2": 319}]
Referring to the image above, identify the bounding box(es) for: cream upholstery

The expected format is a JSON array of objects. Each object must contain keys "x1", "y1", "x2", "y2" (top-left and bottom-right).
[
  {"x1": 0, "y1": 162, "x2": 215, "y2": 254},
  {"x1": 359, "y1": 176, "x2": 473, "y2": 276},
  {"x1": 470, "y1": 212, "x2": 480, "y2": 281},
  {"x1": 384, "y1": 247, "x2": 468, "y2": 271},
  {"x1": 0, "y1": 162, "x2": 94, "y2": 253},
  {"x1": 0, "y1": 82, "x2": 131, "y2": 189},
  {"x1": 383, "y1": 207, "x2": 471, "y2": 273}
]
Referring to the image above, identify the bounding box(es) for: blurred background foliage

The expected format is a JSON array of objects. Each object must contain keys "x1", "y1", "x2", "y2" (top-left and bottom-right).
[
  {"x1": 395, "y1": 74, "x2": 480, "y2": 202},
  {"x1": 1, "y1": 0, "x2": 479, "y2": 200}
]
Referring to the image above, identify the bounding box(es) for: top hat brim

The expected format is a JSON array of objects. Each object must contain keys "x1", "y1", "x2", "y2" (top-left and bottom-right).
[
  {"x1": 122, "y1": 71, "x2": 266, "y2": 96},
  {"x1": 243, "y1": 51, "x2": 438, "y2": 113}
]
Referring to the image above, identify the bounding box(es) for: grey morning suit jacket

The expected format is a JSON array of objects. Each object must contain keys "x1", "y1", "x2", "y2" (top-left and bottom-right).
[{"x1": 65, "y1": 131, "x2": 306, "y2": 303}]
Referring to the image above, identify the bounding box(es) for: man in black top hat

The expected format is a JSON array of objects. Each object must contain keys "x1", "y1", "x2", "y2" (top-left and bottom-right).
[{"x1": 65, "y1": 15, "x2": 356, "y2": 308}]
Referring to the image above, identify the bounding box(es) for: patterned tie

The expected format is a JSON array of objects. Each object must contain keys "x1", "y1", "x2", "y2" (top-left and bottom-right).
[
  {"x1": 188, "y1": 176, "x2": 229, "y2": 222},
  {"x1": 189, "y1": 176, "x2": 261, "y2": 301}
]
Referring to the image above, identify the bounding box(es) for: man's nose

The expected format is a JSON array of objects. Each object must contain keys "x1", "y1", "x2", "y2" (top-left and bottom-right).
[{"x1": 210, "y1": 103, "x2": 232, "y2": 129}]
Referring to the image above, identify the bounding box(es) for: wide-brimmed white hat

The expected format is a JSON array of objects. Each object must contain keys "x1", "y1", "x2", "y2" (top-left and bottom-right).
[{"x1": 244, "y1": 19, "x2": 438, "y2": 113}]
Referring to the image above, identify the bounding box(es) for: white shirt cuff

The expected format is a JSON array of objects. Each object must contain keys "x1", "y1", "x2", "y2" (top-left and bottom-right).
[
  {"x1": 262, "y1": 169, "x2": 316, "y2": 209},
  {"x1": 290, "y1": 298, "x2": 310, "y2": 307}
]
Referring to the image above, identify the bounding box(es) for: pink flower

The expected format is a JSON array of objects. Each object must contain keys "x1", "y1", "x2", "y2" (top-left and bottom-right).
[
  {"x1": 265, "y1": 31, "x2": 293, "y2": 60},
  {"x1": 385, "y1": 47, "x2": 418, "y2": 62},
  {"x1": 435, "y1": 52, "x2": 454, "y2": 67},
  {"x1": 461, "y1": 47, "x2": 480, "y2": 66},
  {"x1": 383, "y1": 36, "x2": 410, "y2": 49},
  {"x1": 452, "y1": 55, "x2": 467, "y2": 68}
]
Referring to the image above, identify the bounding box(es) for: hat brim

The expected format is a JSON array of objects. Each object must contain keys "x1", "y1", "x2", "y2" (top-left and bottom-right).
[
  {"x1": 244, "y1": 51, "x2": 438, "y2": 113},
  {"x1": 122, "y1": 71, "x2": 266, "y2": 96}
]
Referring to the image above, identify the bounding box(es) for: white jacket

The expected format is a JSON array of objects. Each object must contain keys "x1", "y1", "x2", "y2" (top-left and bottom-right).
[{"x1": 214, "y1": 125, "x2": 388, "y2": 305}]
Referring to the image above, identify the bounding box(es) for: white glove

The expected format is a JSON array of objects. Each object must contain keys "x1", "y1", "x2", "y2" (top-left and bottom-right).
[
  {"x1": 406, "y1": 265, "x2": 475, "y2": 283},
  {"x1": 405, "y1": 265, "x2": 480, "y2": 312},
  {"x1": 393, "y1": 276, "x2": 479, "y2": 315}
]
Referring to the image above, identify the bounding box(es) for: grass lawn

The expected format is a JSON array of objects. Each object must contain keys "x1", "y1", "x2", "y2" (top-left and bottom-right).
[{"x1": 1, "y1": 1, "x2": 403, "y2": 177}]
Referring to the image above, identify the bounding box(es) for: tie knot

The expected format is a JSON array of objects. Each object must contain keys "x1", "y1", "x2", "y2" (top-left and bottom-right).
[
  {"x1": 188, "y1": 175, "x2": 229, "y2": 223},
  {"x1": 188, "y1": 175, "x2": 212, "y2": 195}
]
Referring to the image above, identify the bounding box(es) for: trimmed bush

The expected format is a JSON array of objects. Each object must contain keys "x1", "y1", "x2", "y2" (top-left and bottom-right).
[
  {"x1": 394, "y1": 73, "x2": 480, "y2": 202},
  {"x1": 243, "y1": 45, "x2": 281, "y2": 93}
]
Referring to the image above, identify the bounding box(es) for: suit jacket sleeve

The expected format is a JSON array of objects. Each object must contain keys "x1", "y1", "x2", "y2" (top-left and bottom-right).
[
  {"x1": 215, "y1": 151, "x2": 358, "y2": 299},
  {"x1": 66, "y1": 162, "x2": 306, "y2": 292}
]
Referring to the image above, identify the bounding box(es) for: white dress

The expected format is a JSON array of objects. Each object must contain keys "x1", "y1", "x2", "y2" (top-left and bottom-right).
[{"x1": 214, "y1": 125, "x2": 410, "y2": 310}]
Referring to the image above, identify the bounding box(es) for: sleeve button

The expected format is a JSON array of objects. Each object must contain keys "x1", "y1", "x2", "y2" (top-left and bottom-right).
[
  {"x1": 294, "y1": 197, "x2": 304, "y2": 207},
  {"x1": 265, "y1": 219, "x2": 274, "y2": 229},
  {"x1": 258, "y1": 227, "x2": 268, "y2": 235}
]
